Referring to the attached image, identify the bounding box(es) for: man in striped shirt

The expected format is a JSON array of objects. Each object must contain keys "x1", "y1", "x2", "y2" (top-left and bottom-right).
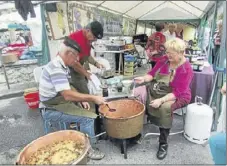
[{"x1": 39, "y1": 36, "x2": 105, "y2": 160}]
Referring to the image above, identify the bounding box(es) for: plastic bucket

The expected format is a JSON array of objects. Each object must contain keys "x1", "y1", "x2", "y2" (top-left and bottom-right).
[{"x1": 24, "y1": 91, "x2": 39, "y2": 109}]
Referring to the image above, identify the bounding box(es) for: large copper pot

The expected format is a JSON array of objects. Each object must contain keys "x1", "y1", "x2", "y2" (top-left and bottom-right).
[
  {"x1": 99, "y1": 99, "x2": 145, "y2": 139},
  {"x1": 16, "y1": 130, "x2": 90, "y2": 165}
]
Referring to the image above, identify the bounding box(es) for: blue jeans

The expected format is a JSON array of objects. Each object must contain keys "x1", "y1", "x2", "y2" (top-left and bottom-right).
[
  {"x1": 209, "y1": 133, "x2": 226, "y2": 165},
  {"x1": 42, "y1": 109, "x2": 96, "y2": 144}
]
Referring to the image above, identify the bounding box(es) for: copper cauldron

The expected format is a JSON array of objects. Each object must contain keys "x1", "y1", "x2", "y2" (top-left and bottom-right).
[
  {"x1": 16, "y1": 130, "x2": 90, "y2": 165},
  {"x1": 99, "y1": 99, "x2": 145, "y2": 139}
]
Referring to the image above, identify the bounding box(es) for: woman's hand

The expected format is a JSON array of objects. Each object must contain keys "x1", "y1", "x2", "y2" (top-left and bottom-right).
[
  {"x1": 134, "y1": 77, "x2": 145, "y2": 84},
  {"x1": 149, "y1": 99, "x2": 163, "y2": 108}
]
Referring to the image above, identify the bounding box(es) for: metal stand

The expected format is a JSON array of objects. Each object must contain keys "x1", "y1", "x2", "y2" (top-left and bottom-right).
[
  {"x1": 2, "y1": 64, "x2": 10, "y2": 89},
  {"x1": 0, "y1": 47, "x2": 10, "y2": 89},
  {"x1": 143, "y1": 108, "x2": 185, "y2": 139},
  {"x1": 120, "y1": 139, "x2": 127, "y2": 159}
]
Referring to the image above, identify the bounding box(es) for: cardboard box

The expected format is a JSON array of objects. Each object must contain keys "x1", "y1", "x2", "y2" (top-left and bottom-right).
[
  {"x1": 124, "y1": 71, "x2": 134, "y2": 76},
  {"x1": 1, "y1": 54, "x2": 18, "y2": 64},
  {"x1": 124, "y1": 62, "x2": 134, "y2": 67},
  {"x1": 124, "y1": 66, "x2": 134, "y2": 72}
]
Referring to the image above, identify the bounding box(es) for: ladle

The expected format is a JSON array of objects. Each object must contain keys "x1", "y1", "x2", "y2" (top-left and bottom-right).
[{"x1": 106, "y1": 104, "x2": 116, "y2": 112}]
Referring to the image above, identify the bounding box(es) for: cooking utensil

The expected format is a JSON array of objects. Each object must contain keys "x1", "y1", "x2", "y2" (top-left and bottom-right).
[
  {"x1": 131, "y1": 79, "x2": 136, "y2": 97},
  {"x1": 106, "y1": 104, "x2": 116, "y2": 112}
]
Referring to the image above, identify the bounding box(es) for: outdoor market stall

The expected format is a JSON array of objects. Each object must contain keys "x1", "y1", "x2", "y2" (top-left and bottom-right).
[
  {"x1": 37, "y1": 0, "x2": 224, "y2": 160},
  {"x1": 0, "y1": 0, "x2": 225, "y2": 164}
]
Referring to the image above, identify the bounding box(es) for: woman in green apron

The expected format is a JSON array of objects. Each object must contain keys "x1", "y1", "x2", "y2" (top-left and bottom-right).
[{"x1": 134, "y1": 38, "x2": 194, "y2": 160}]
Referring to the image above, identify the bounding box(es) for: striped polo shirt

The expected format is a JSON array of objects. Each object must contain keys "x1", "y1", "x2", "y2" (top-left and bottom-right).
[{"x1": 39, "y1": 56, "x2": 71, "y2": 102}]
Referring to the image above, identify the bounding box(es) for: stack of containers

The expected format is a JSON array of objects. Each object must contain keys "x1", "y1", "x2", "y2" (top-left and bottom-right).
[{"x1": 124, "y1": 54, "x2": 137, "y2": 76}]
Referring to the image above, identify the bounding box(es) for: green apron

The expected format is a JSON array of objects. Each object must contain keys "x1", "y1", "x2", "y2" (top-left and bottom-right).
[
  {"x1": 146, "y1": 71, "x2": 175, "y2": 129},
  {"x1": 69, "y1": 56, "x2": 90, "y2": 94},
  {"x1": 42, "y1": 86, "x2": 97, "y2": 119}
]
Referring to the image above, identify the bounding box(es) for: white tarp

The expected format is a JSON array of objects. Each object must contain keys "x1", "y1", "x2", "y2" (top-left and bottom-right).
[
  {"x1": 0, "y1": 1, "x2": 214, "y2": 21},
  {"x1": 84, "y1": 1, "x2": 214, "y2": 20}
]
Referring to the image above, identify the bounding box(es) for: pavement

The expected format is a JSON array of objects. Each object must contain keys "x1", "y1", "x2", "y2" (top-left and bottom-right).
[
  {"x1": 0, "y1": 82, "x2": 37, "y2": 100},
  {"x1": 0, "y1": 66, "x2": 214, "y2": 164},
  {"x1": 0, "y1": 96, "x2": 214, "y2": 165}
]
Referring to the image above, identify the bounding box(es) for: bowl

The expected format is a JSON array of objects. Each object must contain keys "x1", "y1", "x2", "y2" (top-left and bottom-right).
[{"x1": 122, "y1": 80, "x2": 133, "y2": 87}]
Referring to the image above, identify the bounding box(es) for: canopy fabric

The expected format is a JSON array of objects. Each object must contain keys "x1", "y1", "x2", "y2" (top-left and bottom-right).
[
  {"x1": 84, "y1": 1, "x2": 214, "y2": 20},
  {"x1": 0, "y1": 1, "x2": 214, "y2": 21}
]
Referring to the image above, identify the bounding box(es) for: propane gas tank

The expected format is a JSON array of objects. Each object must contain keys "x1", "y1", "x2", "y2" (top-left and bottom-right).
[{"x1": 184, "y1": 96, "x2": 213, "y2": 144}]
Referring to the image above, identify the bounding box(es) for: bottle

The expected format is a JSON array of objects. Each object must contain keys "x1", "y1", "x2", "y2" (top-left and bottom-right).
[{"x1": 102, "y1": 85, "x2": 109, "y2": 97}]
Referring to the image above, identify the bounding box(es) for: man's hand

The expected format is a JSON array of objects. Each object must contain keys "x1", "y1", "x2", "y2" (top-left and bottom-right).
[
  {"x1": 93, "y1": 96, "x2": 106, "y2": 105},
  {"x1": 149, "y1": 98, "x2": 163, "y2": 108},
  {"x1": 96, "y1": 63, "x2": 105, "y2": 69},
  {"x1": 85, "y1": 72, "x2": 92, "y2": 80},
  {"x1": 81, "y1": 102, "x2": 90, "y2": 110}
]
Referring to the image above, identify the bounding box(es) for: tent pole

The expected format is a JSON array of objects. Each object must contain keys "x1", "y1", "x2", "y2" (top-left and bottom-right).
[
  {"x1": 207, "y1": 0, "x2": 218, "y2": 64},
  {"x1": 144, "y1": 22, "x2": 147, "y2": 34},
  {"x1": 135, "y1": 20, "x2": 138, "y2": 34},
  {"x1": 208, "y1": 1, "x2": 226, "y2": 131}
]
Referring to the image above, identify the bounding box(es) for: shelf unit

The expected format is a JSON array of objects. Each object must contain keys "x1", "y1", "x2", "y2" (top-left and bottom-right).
[{"x1": 94, "y1": 48, "x2": 135, "y2": 74}]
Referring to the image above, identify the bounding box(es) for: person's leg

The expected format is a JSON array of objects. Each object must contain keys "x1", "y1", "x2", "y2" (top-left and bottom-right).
[
  {"x1": 42, "y1": 109, "x2": 96, "y2": 143},
  {"x1": 209, "y1": 132, "x2": 226, "y2": 165},
  {"x1": 157, "y1": 128, "x2": 170, "y2": 160},
  {"x1": 159, "y1": 128, "x2": 170, "y2": 145}
]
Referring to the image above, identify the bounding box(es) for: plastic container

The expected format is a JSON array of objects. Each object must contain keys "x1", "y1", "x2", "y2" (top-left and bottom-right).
[{"x1": 24, "y1": 91, "x2": 39, "y2": 109}]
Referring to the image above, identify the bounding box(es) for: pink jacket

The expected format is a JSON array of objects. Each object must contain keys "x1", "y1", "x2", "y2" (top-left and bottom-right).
[{"x1": 148, "y1": 56, "x2": 193, "y2": 103}]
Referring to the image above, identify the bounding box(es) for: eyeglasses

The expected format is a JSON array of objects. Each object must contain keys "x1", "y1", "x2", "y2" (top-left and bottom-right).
[{"x1": 166, "y1": 51, "x2": 178, "y2": 56}]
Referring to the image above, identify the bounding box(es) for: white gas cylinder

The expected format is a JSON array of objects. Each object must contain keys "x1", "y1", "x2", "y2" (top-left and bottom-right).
[{"x1": 184, "y1": 96, "x2": 213, "y2": 144}]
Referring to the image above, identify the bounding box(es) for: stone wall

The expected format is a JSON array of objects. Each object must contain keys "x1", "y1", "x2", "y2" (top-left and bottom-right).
[{"x1": 0, "y1": 60, "x2": 38, "y2": 84}]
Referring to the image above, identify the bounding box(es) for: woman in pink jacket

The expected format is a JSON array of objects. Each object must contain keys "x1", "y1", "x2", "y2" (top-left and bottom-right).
[{"x1": 134, "y1": 38, "x2": 193, "y2": 160}]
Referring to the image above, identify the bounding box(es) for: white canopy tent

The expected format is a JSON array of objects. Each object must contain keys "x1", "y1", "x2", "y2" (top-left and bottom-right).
[
  {"x1": 0, "y1": 1, "x2": 218, "y2": 41},
  {"x1": 0, "y1": 1, "x2": 215, "y2": 21},
  {"x1": 83, "y1": 1, "x2": 214, "y2": 21}
]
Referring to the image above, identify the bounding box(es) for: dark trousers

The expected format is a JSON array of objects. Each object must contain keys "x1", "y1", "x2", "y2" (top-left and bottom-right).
[{"x1": 159, "y1": 128, "x2": 170, "y2": 144}]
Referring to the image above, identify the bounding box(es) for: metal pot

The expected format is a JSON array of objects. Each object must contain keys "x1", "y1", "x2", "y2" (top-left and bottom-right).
[
  {"x1": 99, "y1": 99, "x2": 145, "y2": 139},
  {"x1": 16, "y1": 130, "x2": 90, "y2": 165}
]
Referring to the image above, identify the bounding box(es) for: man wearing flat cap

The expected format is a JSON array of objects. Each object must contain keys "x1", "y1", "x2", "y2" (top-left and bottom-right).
[
  {"x1": 39, "y1": 36, "x2": 106, "y2": 160},
  {"x1": 68, "y1": 21, "x2": 105, "y2": 94}
]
